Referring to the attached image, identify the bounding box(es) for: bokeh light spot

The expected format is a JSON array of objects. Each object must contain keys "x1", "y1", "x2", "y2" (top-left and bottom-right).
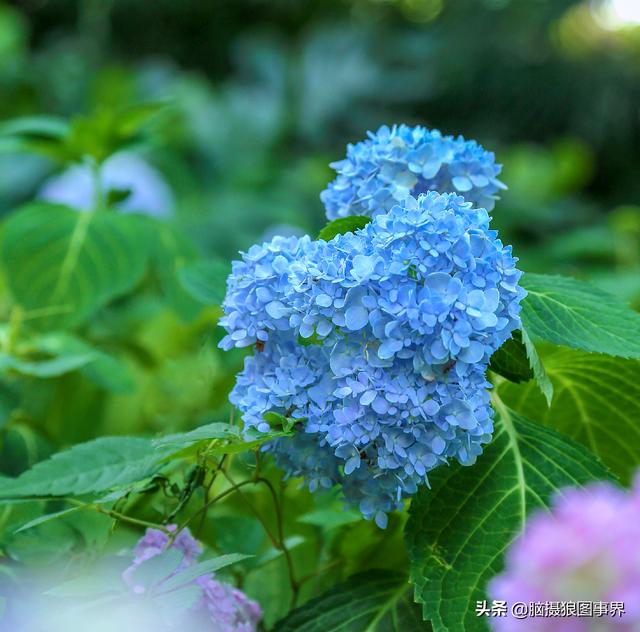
[{"x1": 592, "y1": 0, "x2": 640, "y2": 29}]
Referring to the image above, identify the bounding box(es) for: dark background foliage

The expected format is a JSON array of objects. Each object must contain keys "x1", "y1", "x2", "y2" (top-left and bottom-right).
[{"x1": 2, "y1": 0, "x2": 640, "y2": 278}]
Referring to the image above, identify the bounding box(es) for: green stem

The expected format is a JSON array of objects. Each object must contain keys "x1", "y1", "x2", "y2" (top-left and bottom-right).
[
  {"x1": 4, "y1": 306, "x2": 23, "y2": 354},
  {"x1": 174, "y1": 478, "x2": 255, "y2": 537},
  {"x1": 67, "y1": 498, "x2": 171, "y2": 534},
  {"x1": 91, "y1": 159, "x2": 103, "y2": 213},
  {"x1": 225, "y1": 470, "x2": 300, "y2": 607}
]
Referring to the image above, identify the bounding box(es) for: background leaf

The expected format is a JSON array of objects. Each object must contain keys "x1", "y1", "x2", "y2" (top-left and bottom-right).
[
  {"x1": 498, "y1": 348, "x2": 640, "y2": 483},
  {"x1": 0, "y1": 115, "x2": 69, "y2": 139},
  {"x1": 488, "y1": 331, "x2": 533, "y2": 384},
  {"x1": 0, "y1": 436, "x2": 166, "y2": 498},
  {"x1": 404, "y1": 406, "x2": 611, "y2": 632},
  {"x1": 0, "y1": 331, "x2": 133, "y2": 391},
  {"x1": 178, "y1": 258, "x2": 231, "y2": 306},
  {"x1": 0, "y1": 350, "x2": 93, "y2": 378},
  {"x1": 0, "y1": 115, "x2": 69, "y2": 160},
  {"x1": 151, "y1": 221, "x2": 203, "y2": 321},
  {"x1": 1, "y1": 203, "x2": 150, "y2": 329},
  {"x1": 274, "y1": 570, "x2": 427, "y2": 632},
  {"x1": 521, "y1": 273, "x2": 640, "y2": 358}
]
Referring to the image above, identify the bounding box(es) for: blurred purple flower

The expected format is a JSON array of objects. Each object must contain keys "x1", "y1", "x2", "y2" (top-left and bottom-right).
[
  {"x1": 123, "y1": 526, "x2": 262, "y2": 632},
  {"x1": 489, "y1": 478, "x2": 640, "y2": 631}
]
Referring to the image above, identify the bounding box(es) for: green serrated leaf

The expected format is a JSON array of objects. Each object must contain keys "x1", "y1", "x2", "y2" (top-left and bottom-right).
[
  {"x1": 151, "y1": 422, "x2": 289, "y2": 460},
  {"x1": 499, "y1": 348, "x2": 640, "y2": 483},
  {"x1": 521, "y1": 273, "x2": 640, "y2": 359},
  {"x1": 152, "y1": 422, "x2": 241, "y2": 448},
  {"x1": 520, "y1": 327, "x2": 553, "y2": 405},
  {"x1": 178, "y1": 258, "x2": 231, "y2": 306},
  {"x1": 405, "y1": 405, "x2": 612, "y2": 632},
  {"x1": 489, "y1": 331, "x2": 533, "y2": 384},
  {"x1": 0, "y1": 437, "x2": 168, "y2": 499},
  {"x1": 1, "y1": 203, "x2": 150, "y2": 329},
  {"x1": 161, "y1": 553, "x2": 251, "y2": 591},
  {"x1": 14, "y1": 506, "x2": 82, "y2": 533},
  {"x1": 205, "y1": 433, "x2": 290, "y2": 455},
  {"x1": 274, "y1": 571, "x2": 426, "y2": 631},
  {"x1": 318, "y1": 216, "x2": 371, "y2": 241}
]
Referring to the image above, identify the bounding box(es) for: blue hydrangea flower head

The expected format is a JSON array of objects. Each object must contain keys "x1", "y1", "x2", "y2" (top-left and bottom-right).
[
  {"x1": 221, "y1": 126, "x2": 523, "y2": 528},
  {"x1": 222, "y1": 189, "x2": 525, "y2": 527},
  {"x1": 219, "y1": 234, "x2": 314, "y2": 350},
  {"x1": 320, "y1": 124, "x2": 505, "y2": 220}
]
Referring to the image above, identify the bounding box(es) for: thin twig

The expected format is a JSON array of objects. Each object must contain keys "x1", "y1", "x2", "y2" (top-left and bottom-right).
[
  {"x1": 67, "y1": 499, "x2": 171, "y2": 534},
  {"x1": 222, "y1": 469, "x2": 300, "y2": 607}
]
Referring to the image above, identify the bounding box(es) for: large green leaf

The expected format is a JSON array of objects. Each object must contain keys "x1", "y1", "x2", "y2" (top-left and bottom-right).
[
  {"x1": 0, "y1": 437, "x2": 166, "y2": 499},
  {"x1": 1, "y1": 203, "x2": 150, "y2": 329},
  {"x1": 489, "y1": 330, "x2": 553, "y2": 404},
  {"x1": 499, "y1": 349, "x2": 640, "y2": 483},
  {"x1": 274, "y1": 571, "x2": 427, "y2": 632},
  {"x1": 520, "y1": 327, "x2": 553, "y2": 405},
  {"x1": 405, "y1": 406, "x2": 611, "y2": 632},
  {"x1": 488, "y1": 331, "x2": 533, "y2": 384},
  {"x1": 520, "y1": 273, "x2": 640, "y2": 358}
]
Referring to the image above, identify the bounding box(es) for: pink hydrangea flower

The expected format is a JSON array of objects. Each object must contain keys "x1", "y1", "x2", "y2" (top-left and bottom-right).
[{"x1": 488, "y1": 479, "x2": 640, "y2": 630}]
